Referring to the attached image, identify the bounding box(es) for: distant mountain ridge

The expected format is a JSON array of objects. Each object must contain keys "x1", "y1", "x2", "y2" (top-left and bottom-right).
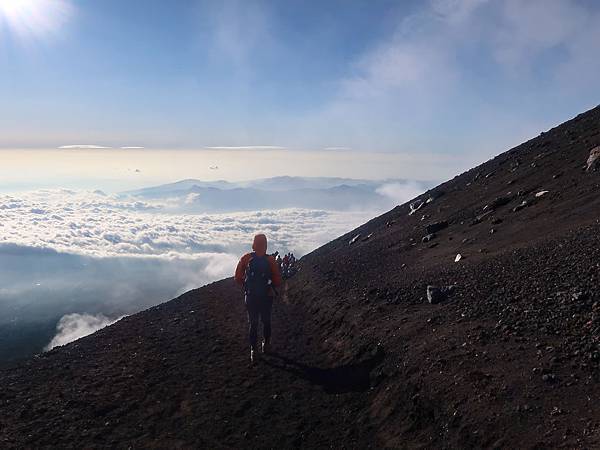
[{"x1": 122, "y1": 176, "x2": 431, "y2": 213}]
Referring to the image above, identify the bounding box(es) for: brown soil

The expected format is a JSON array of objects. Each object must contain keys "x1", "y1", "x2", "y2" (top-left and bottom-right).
[{"x1": 2, "y1": 106, "x2": 600, "y2": 448}]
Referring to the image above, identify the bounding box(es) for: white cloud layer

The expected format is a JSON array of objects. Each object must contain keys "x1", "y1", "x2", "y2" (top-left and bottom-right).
[
  {"x1": 0, "y1": 189, "x2": 385, "y2": 351},
  {"x1": 58, "y1": 145, "x2": 112, "y2": 149},
  {"x1": 0, "y1": 190, "x2": 374, "y2": 258},
  {"x1": 204, "y1": 146, "x2": 286, "y2": 150},
  {"x1": 342, "y1": 0, "x2": 600, "y2": 98},
  {"x1": 298, "y1": 0, "x2": 600, "y2": 157},
  {"x1": 376, "y1": 182, "x2": 425, "y2": 204},
  {"x1": 45, "y1": 313, "x2": 121, "y2": 350}
]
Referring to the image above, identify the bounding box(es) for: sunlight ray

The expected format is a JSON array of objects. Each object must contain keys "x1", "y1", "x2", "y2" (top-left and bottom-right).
[{"x1": 0, "y1": 0, "x2": 72, "y2": 42}]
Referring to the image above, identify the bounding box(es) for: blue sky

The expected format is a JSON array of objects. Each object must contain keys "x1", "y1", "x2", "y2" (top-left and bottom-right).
[{"x1": 1, "y1": 0, "x2": 599, "y2": 156}]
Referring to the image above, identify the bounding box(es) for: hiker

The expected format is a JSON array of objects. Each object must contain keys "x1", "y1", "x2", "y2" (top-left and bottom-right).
[
  {"x1": 289, "y1": 253, "x2": 297, "y2": 277},
  {"x1": 282, "y1": 253, "x2": 290, "y2": 279},
  {"x1": 234, "y1": 234, "x2": 282, "y2": 363}
]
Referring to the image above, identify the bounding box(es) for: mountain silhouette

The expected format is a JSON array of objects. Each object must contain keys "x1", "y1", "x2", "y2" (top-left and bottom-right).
[{"x1": 121, "y1": 176, "x2": 429, "y2": 213}]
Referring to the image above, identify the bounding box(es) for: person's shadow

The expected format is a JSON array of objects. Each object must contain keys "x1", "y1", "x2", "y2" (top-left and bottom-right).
[{"x1": 263, "y1": 348, "x2": 385, "y2": 394}]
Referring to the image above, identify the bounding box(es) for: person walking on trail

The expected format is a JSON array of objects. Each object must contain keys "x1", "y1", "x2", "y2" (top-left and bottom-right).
[
  {"x1": 234, "y1": 234, "x2": 282, "y2": 363},
  {"x1": 289, "y1": 253, "x2": 297, "y2": 277},
  {"x1": 282, "y1": 253, "x2": 290, "y2": 279}
]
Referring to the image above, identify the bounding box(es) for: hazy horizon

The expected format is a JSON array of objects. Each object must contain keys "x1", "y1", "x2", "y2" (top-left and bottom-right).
[{"x1": 0, "y1": 147, "x2": 468, "y2": 193}]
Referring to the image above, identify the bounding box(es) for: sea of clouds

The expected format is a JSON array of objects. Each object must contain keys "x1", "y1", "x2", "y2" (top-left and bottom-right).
[{"x1": 0, "y1": 188, "x2": 394, "y2": 358}]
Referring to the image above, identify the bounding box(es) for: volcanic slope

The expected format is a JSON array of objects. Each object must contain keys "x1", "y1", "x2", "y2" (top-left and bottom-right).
[{"x1": 2, "y1": 106, "x2": 600, "y2": 448}]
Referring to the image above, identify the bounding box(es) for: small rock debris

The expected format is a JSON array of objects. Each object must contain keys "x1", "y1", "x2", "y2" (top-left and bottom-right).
[{"x1": 349, "y1": 234, "x2": 361, "y2": 245}]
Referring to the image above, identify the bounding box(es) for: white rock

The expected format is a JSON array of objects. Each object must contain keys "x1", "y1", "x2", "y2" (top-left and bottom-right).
[
  {"x1": 455, "y1": 253, "x2": 462, "y2": 262},
  {"x1": 587, "y1": 146, "x2": 600, "y2": 171},
  {"x1": 535, "y1": 190, "x2": 549, "y2": 198}
]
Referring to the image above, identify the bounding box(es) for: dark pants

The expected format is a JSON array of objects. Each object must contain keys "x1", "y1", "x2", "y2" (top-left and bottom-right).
[{"x1": 245, "y1": 295, "x2": 273, "y2": 349}]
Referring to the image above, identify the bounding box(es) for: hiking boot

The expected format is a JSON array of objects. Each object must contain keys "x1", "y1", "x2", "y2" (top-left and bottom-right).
[{"x1": 261, "y1": 340, "x2": 271, "y2": 354}]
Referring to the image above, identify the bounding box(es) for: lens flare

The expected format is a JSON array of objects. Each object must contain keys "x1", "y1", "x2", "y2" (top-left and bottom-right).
[{"x1": 0, "y1": 0, "x2": 72, "y2": 41}]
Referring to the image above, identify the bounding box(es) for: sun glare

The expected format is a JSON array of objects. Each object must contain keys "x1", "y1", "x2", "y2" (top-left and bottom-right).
[{"x1": 0, "y1": 0, "x2": 71, "y2": 41}]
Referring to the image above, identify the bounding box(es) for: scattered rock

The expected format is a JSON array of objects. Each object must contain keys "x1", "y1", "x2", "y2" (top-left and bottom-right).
[
  {"x1": 349, "y1": 234, "x2": 361, "y2": 245},
  {"x1": 427, "y1": 286, "x2": 444, "y2": 304},
  {"x1": 586, "y1": 146, "x2": 600, "y2": 171},
  {"x1": 362, "y1": 233, "x2": 373, "y2": 242},
  {"x1": 542, "y1": 373, "x2": 556, "y2": 383},
  {"x1": 484, "y1": 196, "x2": 512, "y2": 211},
  {"x1": 512, "y1": 201, "x2": 528, "y2": 212},
  {"x1": 426, "y1": 221, "x2": 448, "y2": 234},
  {"x1": 409, "y1": 200, "x2": 424, "y2": 215},
  {"x1": 455, "y1": 253, "x2": 463, "y2": 262},
  {"x1": 471, "y1": 211, "x2": 492, "y2": 225},
  {"x1": 422, "y1": 233, "x2": 436, "y2": 243},
  {"x1": 427, "y1": 285, "x2": 456, "y2": 304},
  {"x1": 426, "y1": 190, "x2": 445, "y2": 203}
]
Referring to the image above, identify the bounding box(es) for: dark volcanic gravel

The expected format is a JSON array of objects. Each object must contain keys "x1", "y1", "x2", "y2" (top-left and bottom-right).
[{"x1": 2, "y1": 106, "x2": 600, "y2": 448}]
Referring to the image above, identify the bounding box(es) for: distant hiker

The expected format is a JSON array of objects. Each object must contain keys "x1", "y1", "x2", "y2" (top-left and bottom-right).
[
  {"x1": 282, "y1": 253, "x2": 290, "y2": 279},
  {"x1": 289, "y1": 253, "x2": 297, "y2": 277},
  {"x1": 235, "y1": 234, "x2": 282, "y2": 363}
]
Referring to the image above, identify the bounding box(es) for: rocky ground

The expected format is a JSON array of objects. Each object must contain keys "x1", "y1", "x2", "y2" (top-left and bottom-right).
[{"x1": 1, "y1": 106, "x2": 600, "y2": 448}]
